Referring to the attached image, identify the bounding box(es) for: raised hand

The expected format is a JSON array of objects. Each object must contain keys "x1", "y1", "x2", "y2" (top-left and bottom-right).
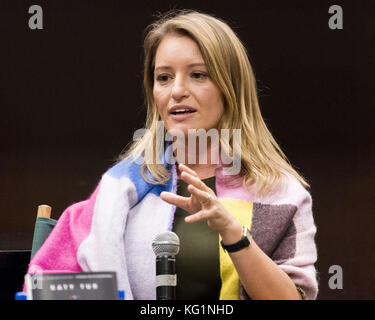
[{"x1": 160, "y1": 163, "x2": 240, "y2": 235}]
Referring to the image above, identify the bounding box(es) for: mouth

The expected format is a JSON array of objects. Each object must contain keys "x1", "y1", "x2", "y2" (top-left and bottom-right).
[
  {"x1": 168, "y1": 106, "x2": 197, "y2": 122},
  {"x1": 168, "y1": 105, "x2": 197, "y2": 115},
  {"x1": 170, "y1": 109, "x2": 197, "y2": 115}
]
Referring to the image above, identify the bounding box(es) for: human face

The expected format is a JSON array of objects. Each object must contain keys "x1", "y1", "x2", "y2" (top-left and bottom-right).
[{"x1": 153, "y1": 34, "x2": 224, "y2": 136}]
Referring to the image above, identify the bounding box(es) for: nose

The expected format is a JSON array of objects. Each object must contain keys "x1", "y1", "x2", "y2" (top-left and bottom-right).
[{"x1": 171, "y1": 75, "x2": 189, "y2": 101}]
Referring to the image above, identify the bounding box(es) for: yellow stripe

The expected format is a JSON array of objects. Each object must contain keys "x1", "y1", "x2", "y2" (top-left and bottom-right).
[{"x1": 218, "y1": 199, "x2": 253, "y2": 300}]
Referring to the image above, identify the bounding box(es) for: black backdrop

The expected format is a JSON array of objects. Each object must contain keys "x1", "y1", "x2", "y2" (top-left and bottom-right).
[{"x1": 0, "y1": 0, "x2": 374, "y2": 299}]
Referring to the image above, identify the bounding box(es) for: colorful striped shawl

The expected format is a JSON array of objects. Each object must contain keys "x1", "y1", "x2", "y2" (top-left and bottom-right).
[{"x1": 27, "y1": 156, "x2": 318, "y2": 300}]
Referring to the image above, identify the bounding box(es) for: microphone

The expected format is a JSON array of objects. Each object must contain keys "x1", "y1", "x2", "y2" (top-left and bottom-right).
[{"x1": 152, "y1": 231, "x2": 180, "y2": 300}]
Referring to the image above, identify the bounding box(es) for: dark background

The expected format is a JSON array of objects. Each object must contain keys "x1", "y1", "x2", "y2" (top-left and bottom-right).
[{"x1": 0, "y1": 0, "x2": 374, "y2": 299}]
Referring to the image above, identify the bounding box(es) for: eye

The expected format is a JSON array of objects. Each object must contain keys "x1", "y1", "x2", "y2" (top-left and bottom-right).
[
  {"x1": 191, "y1": 72, "x2": 208, "y2": 80},
  {"x1": 155, "y1": 74, "x2": 171, "y2": 83}
]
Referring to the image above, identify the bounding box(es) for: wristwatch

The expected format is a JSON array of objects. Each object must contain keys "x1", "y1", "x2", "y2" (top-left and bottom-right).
[{"x1": 220, "y1": 226, "x2": 252, "y2": 253}]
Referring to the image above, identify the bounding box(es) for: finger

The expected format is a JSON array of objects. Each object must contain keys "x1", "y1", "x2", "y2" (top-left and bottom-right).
[
  {"x1": 160, "y1": 191, "x2": 190, "y2": 210},
  {"x1": 180, "y1": 171, "x2": 210, "y2": 192},
  {"x1": 178, "y1": 163, "x2": 199, "y2": 177},
  {"x1": 185, "y1": 209, "x2": 211, "y2": 223},
  {"x1": 187, "y1": 184, "x2": 215, "y2": 206}
]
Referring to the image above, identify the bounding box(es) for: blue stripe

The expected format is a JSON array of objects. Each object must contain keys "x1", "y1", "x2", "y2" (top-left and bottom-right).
[{"x1": 106, "y1": 156, "x2": 175, "y2": 202}]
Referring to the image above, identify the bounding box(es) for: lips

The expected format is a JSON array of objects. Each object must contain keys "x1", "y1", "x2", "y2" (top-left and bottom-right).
[
  {"x1": 168, "y1": 105, "x2": 197, "y2": 115},
  {"x1": 168, "y1": 105, "x2": 197, "y2": 121}
]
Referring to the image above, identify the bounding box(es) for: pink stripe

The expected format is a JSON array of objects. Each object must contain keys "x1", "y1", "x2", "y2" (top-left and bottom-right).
[
  {"x1": 215, "y1": 167, "x2": 256, "y2": 201},
  {"x1": 26, "y1": 184, "x2": 100, "y2": 275}
]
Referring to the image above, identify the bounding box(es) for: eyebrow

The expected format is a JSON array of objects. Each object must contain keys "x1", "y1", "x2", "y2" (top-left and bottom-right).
[{"x1": 154, "y1": 63, "x2": 206, "y2": 72}]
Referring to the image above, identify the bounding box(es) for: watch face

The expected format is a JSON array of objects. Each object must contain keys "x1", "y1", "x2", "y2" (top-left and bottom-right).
[{"x1": 245, "y1": 228, "x2": 252, "y2": 243}]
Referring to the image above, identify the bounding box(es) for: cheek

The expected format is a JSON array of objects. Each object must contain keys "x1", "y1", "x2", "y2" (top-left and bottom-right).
[
  {"x1": 205, "y1": 87, "x2": 224, "y2": 118},
  {"x1": 153, "y1": 88, "x2": 167, "y2": 114},
  {"x1": 154, "y1": 86, "x2": 170, "y2": 102}
]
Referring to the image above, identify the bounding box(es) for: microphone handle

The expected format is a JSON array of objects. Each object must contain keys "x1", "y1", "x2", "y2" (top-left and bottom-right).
[{"x1": 156, "y1": 254, "x2": 176, "y2": 300}]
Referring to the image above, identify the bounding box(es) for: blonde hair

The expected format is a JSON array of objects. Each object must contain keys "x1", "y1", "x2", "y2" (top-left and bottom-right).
[{"x1": 120, "y1": 9, "x2": 309, "y2": 195}]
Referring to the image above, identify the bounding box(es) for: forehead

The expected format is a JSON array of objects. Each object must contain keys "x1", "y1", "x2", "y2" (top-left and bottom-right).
[{"x1": 154, "y1": 34, "x2": 205, "y2": 68}]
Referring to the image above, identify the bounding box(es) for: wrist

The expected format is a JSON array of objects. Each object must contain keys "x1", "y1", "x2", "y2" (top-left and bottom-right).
[{"x1": 220, "y1": 220, "x2": 243, "y2": 245}]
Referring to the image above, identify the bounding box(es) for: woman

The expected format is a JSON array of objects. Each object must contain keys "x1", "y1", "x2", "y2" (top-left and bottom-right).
[{"x1": 26, "y1": 10, "x2": 318, "y2": 300}]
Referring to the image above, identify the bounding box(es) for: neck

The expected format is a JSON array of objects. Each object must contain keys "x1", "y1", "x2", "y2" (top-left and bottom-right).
[
  {"x1": 178, "y1": 163, "x2": 217, "y2": 180},
  {"x1": 174, "y1": 136, "x2": 218, "y2": 179}
]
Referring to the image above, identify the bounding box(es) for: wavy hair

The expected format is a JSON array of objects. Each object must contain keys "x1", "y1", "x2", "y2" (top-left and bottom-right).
[{"x1": 120, "y1": 9, "x2": 309, "y2": 195}]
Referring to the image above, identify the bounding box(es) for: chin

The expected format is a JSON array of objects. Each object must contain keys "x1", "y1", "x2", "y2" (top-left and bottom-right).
[{"x1": 166, "y1": 126, "x2": 191, "y2": 137}]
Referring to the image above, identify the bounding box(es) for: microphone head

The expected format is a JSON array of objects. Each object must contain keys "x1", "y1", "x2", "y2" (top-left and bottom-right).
[{"x1": 152, "y1": 231, "x2": 180, "y2": 256}]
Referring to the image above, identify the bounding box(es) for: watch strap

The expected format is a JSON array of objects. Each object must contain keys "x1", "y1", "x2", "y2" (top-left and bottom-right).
[{"x1": 220, "y1": 226, "x2": 252, "y2": 253}]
